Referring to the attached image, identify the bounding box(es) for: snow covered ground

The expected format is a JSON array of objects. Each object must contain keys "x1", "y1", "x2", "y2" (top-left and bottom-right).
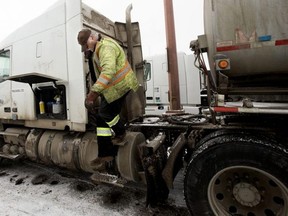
[{"x1": 0, "y1": 159, "x2": 189, "y2": 216}]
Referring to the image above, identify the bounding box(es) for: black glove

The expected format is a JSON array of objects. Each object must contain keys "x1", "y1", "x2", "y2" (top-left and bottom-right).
[{"x1": 85, "y1": 91, "x2": 99, "y2": 111}]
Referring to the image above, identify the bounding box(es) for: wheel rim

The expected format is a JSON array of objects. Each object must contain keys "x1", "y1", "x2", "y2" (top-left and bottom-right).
[{"x1": 208, "y1": 166, "x2": 288, "y2": 216}]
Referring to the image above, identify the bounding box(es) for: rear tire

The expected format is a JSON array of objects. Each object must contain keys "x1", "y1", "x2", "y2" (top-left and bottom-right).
[{"x1": 184, "y1": 131, "x2": 288, "y2": 216}]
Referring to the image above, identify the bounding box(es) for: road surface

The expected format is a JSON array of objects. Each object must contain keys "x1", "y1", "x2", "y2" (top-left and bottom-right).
[{"x1": 0, "y1": 159, "x2": 189, "y2": 216}]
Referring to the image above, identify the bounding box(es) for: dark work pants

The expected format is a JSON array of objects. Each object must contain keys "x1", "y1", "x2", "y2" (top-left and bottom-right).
[{"x1": 96, "y1": 93, "x2": 127, "y2": 157}]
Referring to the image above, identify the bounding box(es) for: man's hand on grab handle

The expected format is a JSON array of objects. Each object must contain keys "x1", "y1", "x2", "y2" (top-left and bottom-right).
[{"x1": 85, "y1": 91, "x2": 99, "y2": 110}]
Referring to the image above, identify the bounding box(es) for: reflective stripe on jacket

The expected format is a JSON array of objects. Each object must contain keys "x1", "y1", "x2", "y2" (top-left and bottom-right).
[{"x1": 91, "y1": 37, "x2": 139, "y2": 103}]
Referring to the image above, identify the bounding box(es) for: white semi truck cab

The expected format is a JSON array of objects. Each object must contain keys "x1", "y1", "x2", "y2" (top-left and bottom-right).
[
  {"x1": 0, "y1": 0, "x2": 146, "y2": 186},
  {"x1": 0, "y1": 0, "x2": 145, "y2": 132}
]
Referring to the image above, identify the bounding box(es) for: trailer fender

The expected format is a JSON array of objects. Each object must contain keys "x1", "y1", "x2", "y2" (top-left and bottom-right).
[{"x1": 162, "y1": 133, "x2": 186, "y2": 189}]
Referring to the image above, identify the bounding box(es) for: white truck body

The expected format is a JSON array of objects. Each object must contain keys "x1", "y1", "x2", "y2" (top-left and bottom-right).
[
  {"x1": 0, "y1": 0, "x2": 85, "y2": 131},
  {"x1": 0, "y1": 0, "x2": 146, "y2": 186},
  {"x1": 0, "y1": 0, "x2": 144, "y2": 132},
  {"x1": 144, "y1": 52, "x2": 201, "y2": 114}
]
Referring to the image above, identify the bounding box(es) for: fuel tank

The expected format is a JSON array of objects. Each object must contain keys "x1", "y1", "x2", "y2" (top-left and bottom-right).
[{"x1": 19, "y1": 129, "x2": 145, "y2": 182}]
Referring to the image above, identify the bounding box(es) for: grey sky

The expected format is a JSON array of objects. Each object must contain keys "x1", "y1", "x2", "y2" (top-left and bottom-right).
[{"x1": 0, "y1": 0, "x2": 204, "y2": 57}]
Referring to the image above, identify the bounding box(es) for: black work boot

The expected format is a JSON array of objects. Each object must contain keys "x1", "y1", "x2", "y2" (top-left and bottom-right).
[
  {"x1": 105, "y1": 159, "x2": 119, "y2": 175},
  {"x1": 112, "y1": 131, "x2": 127, "y2": 145}
]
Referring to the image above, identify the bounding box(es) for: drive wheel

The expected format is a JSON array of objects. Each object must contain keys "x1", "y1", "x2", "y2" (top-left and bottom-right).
[{"x1": 184, "y1": 131, "x2": 288, "y2": 216}]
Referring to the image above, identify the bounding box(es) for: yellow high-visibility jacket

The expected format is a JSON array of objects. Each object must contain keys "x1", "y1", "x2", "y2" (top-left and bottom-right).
[{"x1": 91, "y1": 37, "x2": 139, "y2": 103}]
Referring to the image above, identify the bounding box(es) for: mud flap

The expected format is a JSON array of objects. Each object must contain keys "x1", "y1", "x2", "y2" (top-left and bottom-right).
[
  {"x1": 162, "y1": 133, "x2": 186, "y2": 189},
  {"x1": 139, "y1": 142, "x2": 169, "y2": 207}
]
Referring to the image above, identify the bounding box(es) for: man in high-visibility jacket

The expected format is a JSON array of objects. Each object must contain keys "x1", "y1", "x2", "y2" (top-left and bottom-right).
[{"x1": 77, "y1": 29, "x2": 139, "y2": 170}]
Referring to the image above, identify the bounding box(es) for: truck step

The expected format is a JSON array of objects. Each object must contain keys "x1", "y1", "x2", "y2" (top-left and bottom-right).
[
  {"x1": 90, "y1": 172, "x2": 127, "y2": 187},
  {"x1": 0, "y1": 152, "x2": 22, "y2": 160},
  {"x1": 0, "y1": 131, "x2": 21, "y2": 137}
]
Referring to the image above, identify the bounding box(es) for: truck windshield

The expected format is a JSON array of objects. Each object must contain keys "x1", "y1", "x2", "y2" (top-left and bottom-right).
[{"x1": 0, "y1": 49, "x2": 10, "y2": 82}]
